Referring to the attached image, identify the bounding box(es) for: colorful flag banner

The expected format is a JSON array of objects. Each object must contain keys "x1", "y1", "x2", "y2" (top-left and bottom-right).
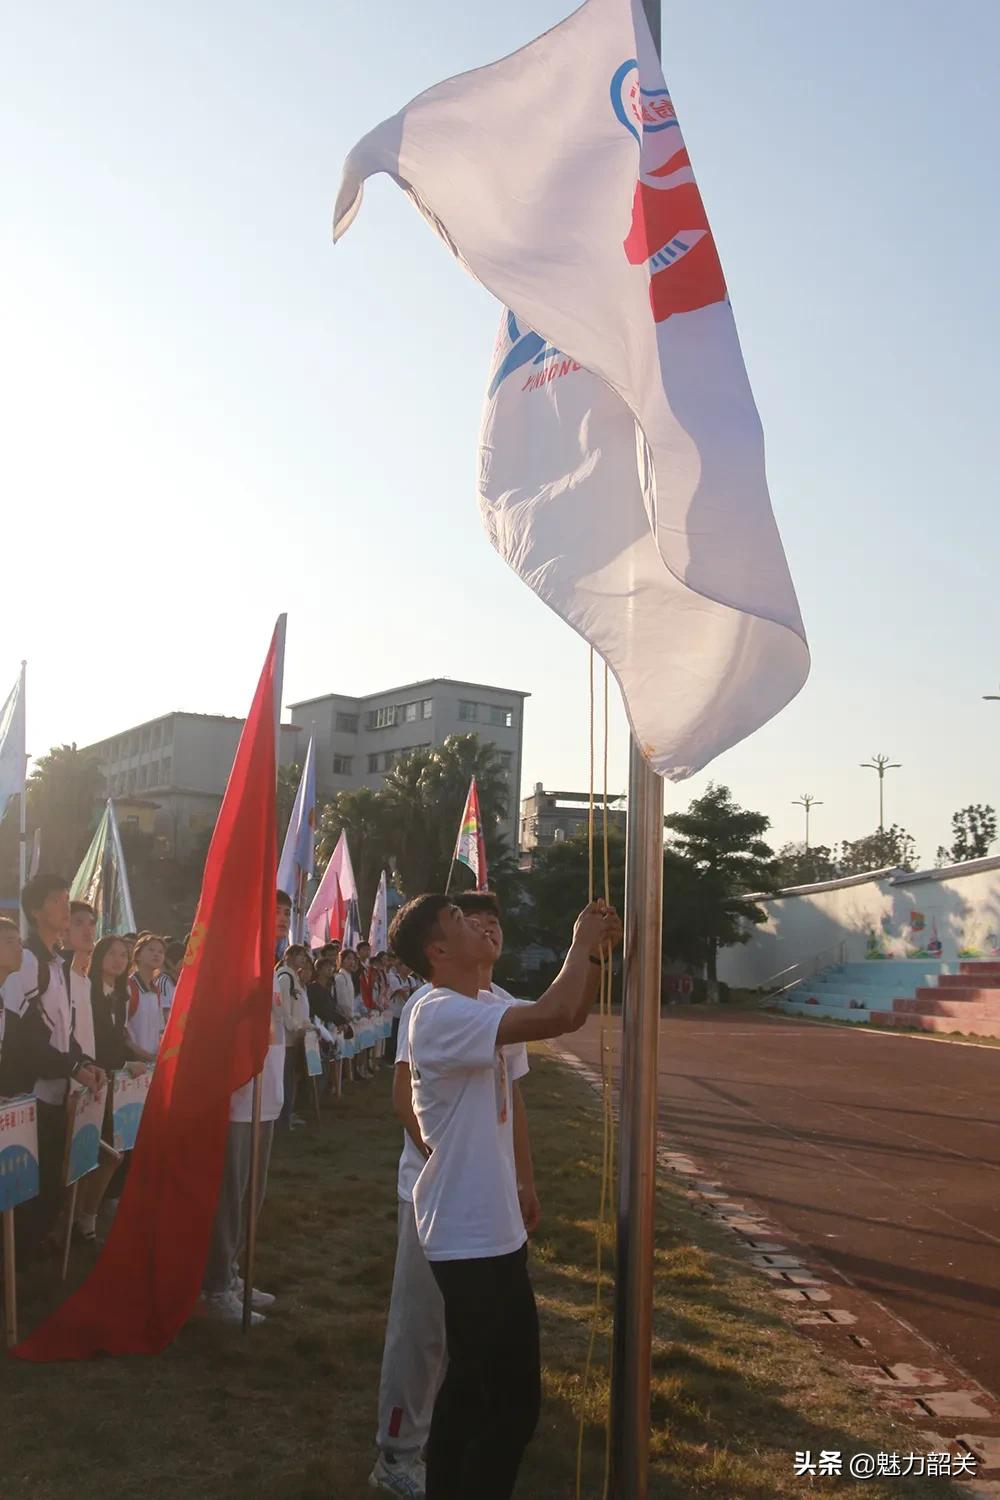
[
  {"x1": 15, "y1": 621, "x2": 282, "y2": 1360},
  {"x1": 334, "y1": 0, "x2": 808, "y2": 778},
  {"x1": 306, "y1": 831, "x2": 358, "y2": 948},
  {"x1": 277, "y1": 735, "x2": 316, "y2": 943},
  {"x1": 368, "y1": 869, "x2": 388, "y2": 953},
  {"x1": 0, "y1": 665, "x2": 25, "y2": 829},
  {"x1": 453, "y1": 777, "x2": 488, "y2": 892},
  {"x1": 70, "y1": 800, "x2": 137, "y2": 939}
]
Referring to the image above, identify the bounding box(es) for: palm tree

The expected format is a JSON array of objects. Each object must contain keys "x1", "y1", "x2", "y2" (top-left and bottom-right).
[
  {"x1": 383, "y1": 733, "x2": 511, "y2": 896},
  {"x1": 27, "y1": 743, "x2": 104, "y2": 879}
]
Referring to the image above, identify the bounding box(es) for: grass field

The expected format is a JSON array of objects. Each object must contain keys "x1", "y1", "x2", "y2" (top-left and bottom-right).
[{"x1": 3, "y1": 1050, "x2": 964, "y2": 1499}]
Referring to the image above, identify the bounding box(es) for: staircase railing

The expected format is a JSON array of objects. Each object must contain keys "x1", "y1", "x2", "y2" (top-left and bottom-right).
[{"x1": 759, "y1": 941, "x2": 847, "y2": 1000}]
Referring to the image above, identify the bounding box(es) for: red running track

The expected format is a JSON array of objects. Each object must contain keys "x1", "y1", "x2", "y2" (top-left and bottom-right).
[{"x1": 563, "y1": 1007, "x2": 1000, "y2": 1397}]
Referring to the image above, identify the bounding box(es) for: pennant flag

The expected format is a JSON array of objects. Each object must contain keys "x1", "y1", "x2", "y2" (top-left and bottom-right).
[
  {"x1": 70, "y1": 800, "x2": 137, "y2": 939},
  {"x1": 343, "y1": 894, "x2": 362, "y2": 952},
  {"x1": 368, "y1": 869, "x2": 389, "y2": 953},
  {"x1": 15, "y1": 621, "x2": 282, "y2": 1360},
  {"x1": 305, "y1": 830, "x2": 358, "y2": 949},
  {"x1": 453, "y1": 777, "x2": 488, "y2": 892},
  {"x1": 0, "y1": 664, "x2": 26, "y2": 828},
  {"x1": 277, "y1": 735, "x2": 316, "y2": 942},
  {"x1": 334, "y1": 0, "x2": 808, "y2": 778}
]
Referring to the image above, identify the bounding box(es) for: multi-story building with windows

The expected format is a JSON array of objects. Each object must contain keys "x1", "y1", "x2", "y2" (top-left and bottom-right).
[
  {"x1": 83, "y1": 677, "x2": 528, "y2": 858},
  {"x1": 288, "y1": 677, "x2": 528, "y2": 852},
  {"x1": 519, "y1": 783, "x2": 627, "y2": 856},
  {"x1": 83, "y1": 713, "x2": 303, "y2": 857}
]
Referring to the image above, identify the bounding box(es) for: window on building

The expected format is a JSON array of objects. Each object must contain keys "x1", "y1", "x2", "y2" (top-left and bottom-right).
[
  {"x1": 499, "y1": 751, "x2": 513, "y2": 769},
  {"x1": 336, "y1": 712, "x2": 359, "y2": 734},
  {"x1": 403, "y1": 702, "x2": 418, "y2": 723},
  {"x1": 368, "y1": 753, "x2": 379, "y2": 773},
  {"x1": 161, "y1": 755, "x2": 172, "y2": 785},
  {"x1": 333, "y1": 754, "x2": 353, "y2": 775},
  {"x1": 489, "y1": 705, "x2": 513, "y2": 728},
  {"x1": 126, "y1": 770, "x2": 135, "y2": 792},
  {"x1": 373, "y1": 705, "x2": 397, "y2": 729},
  {"x1": 422, "y1": 699, "x2": 433, "y2": 719},
  {"x1": 458, "y1": 701, "x2": 478, "y2": 722}
]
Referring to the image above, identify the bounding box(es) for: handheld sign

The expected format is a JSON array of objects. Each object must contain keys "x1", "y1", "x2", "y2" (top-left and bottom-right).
[
  {"x1": 111, "y1": 1067, "x2": 153, "y2": 1153},
  {"x1": 0, "y1": 1095, "x2": 40, "y2": 1212},
  {"x1": 65, "y1": 1079, "x2": 109, "y2": 1186},
  {"x1": 303, "y1": 1029, "x2": 323, "y2": 1079}
]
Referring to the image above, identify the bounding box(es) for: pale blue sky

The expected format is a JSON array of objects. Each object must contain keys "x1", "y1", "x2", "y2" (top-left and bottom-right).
[{"x1": 3, "y1": 0, "x2": 998, "y2": 862}]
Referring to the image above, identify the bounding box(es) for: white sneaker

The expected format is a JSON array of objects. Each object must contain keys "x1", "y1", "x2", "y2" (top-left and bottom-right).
[
  {"x1": 202, "y1": 1290, "x2": 264, "y2": 1326},
  {"x1": 233, "y1": 1276, "x2": 275, "y2": 1309},
  {"x1": 368, "y1": 1453, "x2": 426, "y2": 1497}
]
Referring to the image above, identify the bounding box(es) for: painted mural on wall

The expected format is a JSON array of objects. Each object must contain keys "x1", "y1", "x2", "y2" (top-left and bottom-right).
[{"x1": 864, "y1": 909, "x2": 945, "y2": 960}]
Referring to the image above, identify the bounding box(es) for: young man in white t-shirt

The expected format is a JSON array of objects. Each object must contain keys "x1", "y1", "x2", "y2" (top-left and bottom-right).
[
  {"x1": 199, "y1": 890, "x2": 291, "y2": 1324},
  {"x1": 371, "y1": 893, "x2": 539, "y2": 1498},
  {"x1": 387, "y1": 892, "x2": 621, "y2": 1500}
]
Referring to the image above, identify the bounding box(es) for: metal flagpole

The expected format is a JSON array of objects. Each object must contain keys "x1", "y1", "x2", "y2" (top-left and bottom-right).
[
  {"x1": 17, "y1": 662, "x2": 27, "y2": 939},
  {"x1": 243, "y1": 613, "x2": 287, "y2": 1335},
  {"x1": 611, "y1": 6, "x2": 663, "y2": 1495}
]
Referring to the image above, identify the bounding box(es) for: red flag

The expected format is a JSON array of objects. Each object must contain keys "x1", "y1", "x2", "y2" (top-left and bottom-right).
[{"x1": 16, "y1": 624, "x2": 282, "y2": 1359}]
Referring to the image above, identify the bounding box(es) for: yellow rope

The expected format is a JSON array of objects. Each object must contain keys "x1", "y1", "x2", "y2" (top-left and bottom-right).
[{"x1": 576, "y1": 650, "x2": 616, "y2": 1500}]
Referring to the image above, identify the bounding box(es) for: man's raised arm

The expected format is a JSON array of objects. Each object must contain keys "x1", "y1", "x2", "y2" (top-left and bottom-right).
[{"x1": 496, "y1": 902, "x2": 622, "y2": 1046}]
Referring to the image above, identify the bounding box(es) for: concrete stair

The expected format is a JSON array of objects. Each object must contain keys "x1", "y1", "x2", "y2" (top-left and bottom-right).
[{"x1": 869, "y1": 961, "x2": 1000, "y2": 1038}]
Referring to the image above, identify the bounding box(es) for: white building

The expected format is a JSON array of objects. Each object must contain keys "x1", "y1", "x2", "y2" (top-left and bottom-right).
[{"x1": 288, "y1": 677, "x2": 528, "y2": 853}]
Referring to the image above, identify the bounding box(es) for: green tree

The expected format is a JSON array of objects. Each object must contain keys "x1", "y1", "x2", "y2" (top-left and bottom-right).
[
  {"x1": 26, "y1": 744, "x2": 104, "y2": 879},
  {"x1": 839, "y1": 824, "x2": 917, "y2": 875},
  {"x1": 774, "y1": 841, "x2": 838, "y2": 887},
  {"x1": 936, "y1": 804, "x2": 996, "y2": 866},
  {"x1": 664, "y1": 784, "x2": 777, "y2": 984},
  {"x1": 381, "y1": 733, "x2": 511, "y2": 896}
]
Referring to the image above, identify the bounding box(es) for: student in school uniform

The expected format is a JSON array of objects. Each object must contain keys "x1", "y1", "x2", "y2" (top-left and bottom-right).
[
  {"x1": 387, "y1": 892, "x2": 621, "y2": 1500},
  {"x1": 0, "y1": 917, "x2": 25, "y2": 1097},
  {"x1": 155, "y1": 940, "x2": 185, "y2": 1029},
  {"x1": 125, "y1": 934, "x2": 165, "y2": 1060},
  {"x1": 8, "y1": 875, "x2": 105, "y2": 1256},
  {"x1": 63, "y1": 901, "x2": 98, "y2": 1065}
]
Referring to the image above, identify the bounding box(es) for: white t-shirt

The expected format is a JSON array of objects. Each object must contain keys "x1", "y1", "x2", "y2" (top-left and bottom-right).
[
  {"x1": 68, "y1": 965, "x2": 96, "y2": 1062},
  {"x1": 407, "y1": 985, "x2": 530, "y2": 1261},
  {"x1": 395, "y1": 983, "x2": 529, "y2": 1202},
  {"x1": 126, "y1": 973, "x2": 162, "y2": 1056},
  {"x1": 230, "y1": 980, "x2": 286, "y2": 1124}
]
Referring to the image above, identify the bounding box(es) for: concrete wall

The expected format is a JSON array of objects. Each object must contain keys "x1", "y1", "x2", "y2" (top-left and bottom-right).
[{"x1": 719, "y1": 857, "x2": 1000, "y2": 988}]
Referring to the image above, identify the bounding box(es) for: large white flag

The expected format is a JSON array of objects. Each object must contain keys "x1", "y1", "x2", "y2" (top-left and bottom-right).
[
  {"x1": 368, "y1": 869, "x2": 389, "y2": 953},
  {"x1": 0, "y1": 665, "x2": 26, "y2": 825},
  {"x1": 335, "y1": 0, "x2": 808, "y2": 777}
]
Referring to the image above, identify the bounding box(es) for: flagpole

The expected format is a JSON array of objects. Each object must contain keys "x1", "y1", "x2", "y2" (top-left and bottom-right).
[
  {"x1": 17, "y1": 662, "x2": 27, "y2": 940},
  {"x1": 611, "y1": 6, "x2": 663, "y2": 1493},
  {"x1": 243, "y1": 614, "x2": 286, "y2": 1335}
]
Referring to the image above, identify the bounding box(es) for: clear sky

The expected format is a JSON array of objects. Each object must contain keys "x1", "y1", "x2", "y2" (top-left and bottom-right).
[{"x1": 3, "y1": 0, "x2": 999, "y2": 865}]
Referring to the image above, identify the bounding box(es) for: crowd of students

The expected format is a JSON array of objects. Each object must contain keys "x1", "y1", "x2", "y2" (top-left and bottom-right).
[{"x1": 0, "y1": 870, "x2": 622, "y2": 1500}]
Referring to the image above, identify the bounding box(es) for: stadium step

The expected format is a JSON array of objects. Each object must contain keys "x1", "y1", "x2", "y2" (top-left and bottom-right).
[
  {"x1": 893, "y1": 996, "x2": 1000, "y2": 1020},
  {"x1": 938, "y1": 973, "x2": 1000, "y2": 991}
]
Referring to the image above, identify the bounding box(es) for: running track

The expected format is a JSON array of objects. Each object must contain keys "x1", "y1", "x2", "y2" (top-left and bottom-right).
[{"x1": 563, "y1": 1008, "x2": 1000, "y2": 1397}]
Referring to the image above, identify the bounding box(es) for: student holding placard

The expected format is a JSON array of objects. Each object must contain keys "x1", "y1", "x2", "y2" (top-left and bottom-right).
[
  {"x1": 5, "y1": 877, "x2": 105, "y2": 1256},
  {"x1": 0, "y1": 917, "x2": 26, "y2": 1097}
]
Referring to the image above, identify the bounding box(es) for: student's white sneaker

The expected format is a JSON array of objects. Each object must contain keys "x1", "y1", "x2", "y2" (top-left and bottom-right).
[
  {"x1": 202, "y1": 1290, "x2": 264, "y2": 1326},
  {"x1": 233, "y1": 1276, "x2": 276, "y2": 1309},
  {"x1": 368, "y1": 1453, "x2": 426, "y2": 1497}
]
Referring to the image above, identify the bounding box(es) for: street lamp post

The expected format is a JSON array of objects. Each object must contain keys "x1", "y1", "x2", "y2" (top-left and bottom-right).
[
  {"x1": 791, "y1": 793, "x2": 822, "y2": 849},
  {"x1": 860, "y1": 754, "x2": 901, "y2": 833}
]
